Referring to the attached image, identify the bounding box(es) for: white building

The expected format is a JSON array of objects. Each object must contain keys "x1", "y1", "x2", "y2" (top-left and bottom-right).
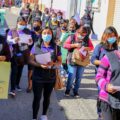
[{"x1": 38, "y1": 0, "x2": 120, "y2": 39}]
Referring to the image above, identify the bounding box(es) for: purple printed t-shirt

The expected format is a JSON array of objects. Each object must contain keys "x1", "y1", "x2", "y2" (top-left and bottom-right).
[{"x1": 31, "y1": 43, "x2": 61, "y2": 57}]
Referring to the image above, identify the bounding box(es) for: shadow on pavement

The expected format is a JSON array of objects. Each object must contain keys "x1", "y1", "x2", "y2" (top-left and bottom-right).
[
  {"x1": 55, "y1": 87, "x2": 97, "y2": 101},
  {"x1": 55, "y1": 64, "x2": 98, "y2": 100}
]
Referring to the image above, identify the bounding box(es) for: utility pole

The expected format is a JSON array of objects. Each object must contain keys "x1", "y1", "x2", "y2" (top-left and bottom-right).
[{"x1": 50, "y1": 0, "x2": 53, "y2": 10}]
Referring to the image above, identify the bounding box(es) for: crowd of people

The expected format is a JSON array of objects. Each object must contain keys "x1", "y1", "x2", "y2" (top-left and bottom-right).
[{"x1": 0, "y1": 2, "x2": 120, "y2": 120}]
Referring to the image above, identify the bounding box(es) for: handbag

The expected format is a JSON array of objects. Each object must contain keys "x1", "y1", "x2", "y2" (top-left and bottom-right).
[
  {"x1": 54, "y1": 69, "x2": 64, "y2": 90},
  {"x1": 71, "y1": 48, "x2": 90, "y2": 67},
  {"x1": 54, "y1": 46, "x2": 64, "y2": 90}
]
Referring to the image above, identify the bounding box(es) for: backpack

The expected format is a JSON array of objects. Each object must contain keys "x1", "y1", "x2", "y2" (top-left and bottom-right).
[{"x1": 106, "y1": 51, "x2": 120, "y2": 109}]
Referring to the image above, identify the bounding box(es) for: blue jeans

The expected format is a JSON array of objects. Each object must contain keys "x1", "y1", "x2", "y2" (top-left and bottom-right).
[{"x1": 66, "y1": 64, "x2": 85, "y2": 93}]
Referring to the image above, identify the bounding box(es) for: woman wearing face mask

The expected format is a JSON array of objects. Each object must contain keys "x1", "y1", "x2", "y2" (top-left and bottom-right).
[
  {"x1": 57, "y1": 11, "x2": 63, "y2": 24},
  {"x1": 69, "y1": 18, "x2": 79, "y2": 30},
  {"x1": 48, "y1": 12, "x2": 59, "y2": 40},
  {"x1": 42, "y1": 8, "x2": 50, "y2": 29},
  {"x1": 7, "y1": 16, "x2": 33, "y2": 96},
  {"x1": 64, "y1": 26, "x2": 94, "y2": 97},
  {"x1": 20, "y1": 3, "x2": 32, "y2": 23},
  {"x1": 29, "y1": 27, "x2": 62, "y2": 120},
  {"x1": 31, "y1": 17, "x2": 42, "y2": 43},
  {"x1": 26, "y1": 17, "x2": 42, "y2": 93},
  {"x1": 56, "y1": 20, "x2": 74, "y2": 76},
  {"x1": 91, "y1": 26, "x2": 118, "y2": 119},
  {"x1": 49, "y1": 9, "x2": 54, "y2": 16},
  {"x1": 28, "y1": 4, "x2": 42, "y2": 25},
  {"x1": 95, "y1": 27, "x2": 120, "y2": 120}
]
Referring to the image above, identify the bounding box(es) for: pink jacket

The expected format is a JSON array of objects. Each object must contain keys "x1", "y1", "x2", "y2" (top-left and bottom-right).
[
  {"x1": 96, "y1": 50, "x2": 120, "y2": 102},
  {"x1": 63, "y1": 34, "x2": 94, "y2": 51}
]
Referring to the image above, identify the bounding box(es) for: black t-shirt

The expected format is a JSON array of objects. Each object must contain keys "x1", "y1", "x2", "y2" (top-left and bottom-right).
[{"x1": 32, "y1": 42, "x2": 61, "y2": 83}]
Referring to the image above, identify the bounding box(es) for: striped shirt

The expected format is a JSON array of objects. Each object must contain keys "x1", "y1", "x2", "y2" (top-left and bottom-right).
[{"x1": 96, "y1": 50, "x2": 120, "y2": 102}]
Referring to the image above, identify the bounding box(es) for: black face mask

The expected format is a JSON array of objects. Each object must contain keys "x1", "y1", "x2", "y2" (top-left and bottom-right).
[
  {"x1": 33, "y1": 26, "x2": 40, "y2": 32},
  {"x1": 70, "y1": 30, "x2": 75, "y2": 33},
  {"x1": 61, "y1": 26, "x2": 67, "y2": 31}
]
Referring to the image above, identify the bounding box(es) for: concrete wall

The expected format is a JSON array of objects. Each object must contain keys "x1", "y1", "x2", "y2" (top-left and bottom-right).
[
  {"x1": 52, "y1": 0, "x2": 68, "y2": 17},
  {"x1": 93, "y1": 0, "x2": 109, "y2": 39}
]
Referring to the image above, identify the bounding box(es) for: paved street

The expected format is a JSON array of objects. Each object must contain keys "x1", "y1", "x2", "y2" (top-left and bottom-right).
[
  {"x1": 56, "y1": 65, "x2": 98, "y2": 120},
  {"x1": 0, "y1": 8, "x2": 98, "y2": 120}
]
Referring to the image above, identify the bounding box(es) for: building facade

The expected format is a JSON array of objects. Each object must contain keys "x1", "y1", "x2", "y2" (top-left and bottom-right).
[{"x1": 22, "y1": 0, "x2": 120, "y2": 39}]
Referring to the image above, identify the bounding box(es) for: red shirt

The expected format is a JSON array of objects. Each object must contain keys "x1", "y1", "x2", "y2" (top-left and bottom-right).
[{"x1": 63, "y1": 34, "x2": 94, "y2": 51}]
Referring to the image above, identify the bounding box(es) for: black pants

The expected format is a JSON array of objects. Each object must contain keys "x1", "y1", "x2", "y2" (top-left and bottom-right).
[
  {"x1": 101, "y1": 101, "x2": 120, "y2": 120},
  {"x1": 10, "y1": 59, "x2": 24, "y2": 91},
  {"x1": 62, "y1": 63, "x2": 68, "y2": 73},
  {"x1": 32, "y1": 81, "x2": 55, "y2": 119}
]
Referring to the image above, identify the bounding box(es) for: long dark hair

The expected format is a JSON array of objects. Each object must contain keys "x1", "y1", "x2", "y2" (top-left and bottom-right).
[
  {"x1": 38, "y1": 27, "x2": 56, "y2": 48},
  {"x1": 77, "y1": 26, "x2": 89, "y2": 46},
  {"x1": 101, "y1": 26, "x2": 118, "y2": 50}
]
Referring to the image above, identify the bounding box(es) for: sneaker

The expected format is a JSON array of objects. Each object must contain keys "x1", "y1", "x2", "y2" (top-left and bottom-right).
[
  {"x1": 98, "y1": 113, "x2": 103, "y2": 120},
  {"x1": 73, "y1": 92, "x2": 79, "y2": 98},
  {"x1": 65, "y1": 90, "x2": 70, "y2": 97},
  {"x1": 9, "y1": 91, "x2": 16, "y2": 97},
  {"x1": 40, "y1": 115, "x2": 48, "y2": 120},
  {"x1": 16, "y1": 86, "x2": 22, "y2": 92}
]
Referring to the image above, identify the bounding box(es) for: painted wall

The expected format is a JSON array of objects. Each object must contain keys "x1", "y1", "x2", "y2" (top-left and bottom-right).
[
  {"x1": 52, "y1": 0, "x2": 68, "y2": 17},
  {"x1": 37, "y1": 0, "x2": 109, "y2": 40},
  {"x1": 93, "y1": 0, "x2": 109, "y2": 39},
  {"x1": 80, "y1": 0, "x2": 109, "y2": 40}
]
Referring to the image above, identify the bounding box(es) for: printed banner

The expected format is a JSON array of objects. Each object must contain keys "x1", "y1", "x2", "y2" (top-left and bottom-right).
[{"x1": 0, "y1": 62, "x2": 11, "y2": 99}]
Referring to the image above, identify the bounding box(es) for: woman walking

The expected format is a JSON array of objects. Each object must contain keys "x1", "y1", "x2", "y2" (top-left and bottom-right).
[
  {"x1": 29, "y1": 27, "x2": 62, "y2": 120},
  {"x1": 64, "y1": 26, "x2": 93, "y2": 97},
  {"x1": 96, "y1": 26, "x2": 120, "y2": 120}
]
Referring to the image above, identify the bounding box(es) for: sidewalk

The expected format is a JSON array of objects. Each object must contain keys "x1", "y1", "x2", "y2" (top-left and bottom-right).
[{"x1": 0, "y1": 66, "x2": 66, "y2": 120}]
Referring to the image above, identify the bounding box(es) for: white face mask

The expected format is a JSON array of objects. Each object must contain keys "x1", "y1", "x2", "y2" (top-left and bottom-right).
[
  {"x1": 45, "y1": 14, "x2": 49, "y2": 17},
  {"x1": 17, "y1": 24, "x2": 26, "y2": 30},
  {"x1": 78, "y1": 35, "x2": 85, "y2": 40},
  {"x1": 52, "y1": 17, "x2": 57, "y2": 22}
]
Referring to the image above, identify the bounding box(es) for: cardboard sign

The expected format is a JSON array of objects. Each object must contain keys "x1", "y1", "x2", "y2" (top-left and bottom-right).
[{"x1": 0, "y1": 62, "x2": 11, "y2": 99}]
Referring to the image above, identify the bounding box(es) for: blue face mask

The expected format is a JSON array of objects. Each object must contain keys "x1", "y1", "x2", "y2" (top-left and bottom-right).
[
  {"x1": 78, "y1": 35, "x2": 85, "y2": 40},
  {"x1": 52, "y1": 17, "x2": 57, "y2": 22},
  {"x1": 107, "y1": 37, "x2": 116, "y2": 44},
  {"x1": 57, "y1": 16, "x2": 61, "y2": 21},
  {"x1": 61, "y1": 26, "x2": 67, "y2": 31},
  {"x1": 42, "y1": 34, "x2": 52, "y2": 42},
  {"x1": 18, "y1": 24, "x2": 26, "y2": 30}
]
